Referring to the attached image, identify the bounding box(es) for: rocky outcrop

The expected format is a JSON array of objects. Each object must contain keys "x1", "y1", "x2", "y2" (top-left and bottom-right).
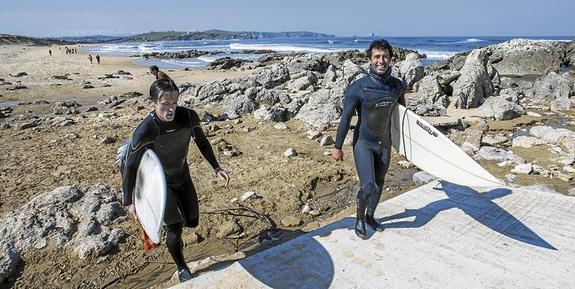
[
  {"x1": 180, "y1": 41, "x2": 570, "y2": 129},
  {"x1": 478, "y1": 95, "x2": 524, "y2": 120},
  {"x1": 285, "y1": 54, "x2": 330, "y2": 74},
  {"x1": 421, "y1": 39, "x2": 570, "y2": 114},
  {"x1": 529, "y1": 71, "x2": 575, "y2": 111},
  {"x1": 295, "y1": 88, "x2": 343, "y2": 129},
  {"x1": 395, "y1": 53, "x2": 425, "y2": 91},
  {"x1": 256, "y1": 53, "x2": 291, "y2": 66},
  {"x1": 476, "y1": 146, "x2": 525, "y2": 165},
  {"x1": 529, "y1": 126, "x2": 574, "y2": 144},
  {"x1": 488, "y1": 39, "x2": 564, "y2": 77},
  {"x1": 427, "y1": 51, "x2": 470, "y2": 72},
  {"x1": 563, "y1": 41, "x2": 575, "y2": 67},
  {"x1": 512, "y1": 136, "x2": 546, "y2": 148},
  {"x1": 286, "y1": 71, "x2": 318, "y2": 91},
  {"x1": 0, "y1": 184, "x2": 126, "y2": 282},
  {"x1": 141, "y1": 49, "x2": 223, "y2": 59},
  {"x1": 179, "y1": 65, "x2": 293, "y2": 120},
  {"x1": 410, "y1": 71, "x2": 459, "y2": 116},
  {"x1": 5, "y1": 82, "x2": 27, "y2": 90},
  {"x1": 253, "y1": 64, "x2": 291, "y2": 88},
  {"x1": 452, "y1": 48, "x2": 494, "y2": 109},
  {"x1": 206, "y1": 57, "x2": 251, "y2": 70},
  {"x1": 321, "y1": 50, "x2": 366, "y2": 68}
]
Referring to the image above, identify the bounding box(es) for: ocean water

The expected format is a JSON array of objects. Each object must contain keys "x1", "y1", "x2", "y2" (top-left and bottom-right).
[{"x1": 82, "y1": 36, "x2": 574, "y2": 69}]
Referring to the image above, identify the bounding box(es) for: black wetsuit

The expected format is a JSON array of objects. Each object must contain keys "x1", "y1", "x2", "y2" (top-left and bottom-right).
[
  {"x1": 122, "y1": 106, "x2": 220, "y2": 270},
  {"x1": 335, "y1": 67, "x2": 405, "y2": 237}
]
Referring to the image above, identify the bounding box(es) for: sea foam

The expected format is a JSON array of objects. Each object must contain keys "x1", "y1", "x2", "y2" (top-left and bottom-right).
[{"x1": 229, "y1": 43, "x2": 343, "y2": 53}]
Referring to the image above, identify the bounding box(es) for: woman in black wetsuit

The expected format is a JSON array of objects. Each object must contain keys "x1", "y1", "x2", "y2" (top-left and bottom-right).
[{"x1": 121, "y1": 79, "x2": 230, "y2": 282}]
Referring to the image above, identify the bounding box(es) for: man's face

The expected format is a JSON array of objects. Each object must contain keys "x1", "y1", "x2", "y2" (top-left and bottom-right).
[
  {"x1": 152, "y1": 92, "x2": 179, "y2": 122},
  {"x1": 370, "y1": 48, "x2": 391, "y2": 75},
  {"x1": 150, "y1": 69, "x2": 158, "y2": 76}
]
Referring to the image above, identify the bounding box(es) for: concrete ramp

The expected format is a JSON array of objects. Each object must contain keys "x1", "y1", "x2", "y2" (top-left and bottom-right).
[{"x1": 172, "y1": 181, "x2": 575, "y2": 289}]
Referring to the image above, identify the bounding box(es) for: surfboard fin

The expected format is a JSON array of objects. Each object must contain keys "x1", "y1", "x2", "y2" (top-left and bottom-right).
[{"x1": 143, "y1": 230, "x2": 157, "y2": 251}]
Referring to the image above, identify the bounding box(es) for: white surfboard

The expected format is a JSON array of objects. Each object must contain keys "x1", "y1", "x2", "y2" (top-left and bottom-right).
[
  {"x1": 133, "y1": 149, "x2": 167, "y2": 244},
  {"x1": 391, "y1": 104, "x2": 504, "y2": 187}
]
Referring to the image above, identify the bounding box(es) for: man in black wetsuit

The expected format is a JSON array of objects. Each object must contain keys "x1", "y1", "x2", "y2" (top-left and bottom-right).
[
  {"x1": 120, "y1": 79, "x2": 230, "y2": 282},
  {"x1": 332, "y1": 39, "x2": 406, "y2": 239},
  {"x1": 150, "y1": 65, "x2": 171, "y2": 81}
]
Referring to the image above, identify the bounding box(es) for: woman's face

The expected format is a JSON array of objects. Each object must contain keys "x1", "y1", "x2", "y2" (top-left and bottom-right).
[{"x1": 153, "y1": 91, "x2": 179, "y2": 122}]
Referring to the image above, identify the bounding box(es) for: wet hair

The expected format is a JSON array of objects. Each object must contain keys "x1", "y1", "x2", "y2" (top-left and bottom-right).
[
  {"x1": 367, "y1": 39, "x2": 394, "y2": 59},
  {"x1": 149, "y1": 79, "x2": 179, "y2": 102},
  {"x1": 149, "y1": 65, "x2": 159, "y2": 72}
]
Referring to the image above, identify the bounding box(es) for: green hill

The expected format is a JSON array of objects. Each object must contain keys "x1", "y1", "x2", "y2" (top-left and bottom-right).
[
  {"x1": 121, "y1": 30, "x2": 335, "y2": 42},
  {"x1": 0, "y1": 34, "x2": 66, "y2": 45}
]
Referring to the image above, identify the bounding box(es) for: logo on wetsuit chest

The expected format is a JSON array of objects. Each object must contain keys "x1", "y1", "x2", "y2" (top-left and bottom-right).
[{"x1": 416, "y1": 120, "x2": 438, "y2": 137}]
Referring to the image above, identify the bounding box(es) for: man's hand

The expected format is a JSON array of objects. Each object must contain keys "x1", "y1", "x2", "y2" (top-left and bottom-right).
[
  {"x1": 332, "y1": 148, "x2": 344, "y2": 161},
  {"x1": 216, "y1": 169, "x2": 230, "y2": 186},
  {"x1": 126, "y1": 204, "x2": 137, "y2": 220}
]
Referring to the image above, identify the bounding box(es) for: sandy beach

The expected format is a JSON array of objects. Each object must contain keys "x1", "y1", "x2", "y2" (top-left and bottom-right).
[
  {"x1": 1, "y1": 40, "x2": 574, "y2": 289},
  {"x1": 0, "y1": 44, "x2": 250, "y2": 104}
]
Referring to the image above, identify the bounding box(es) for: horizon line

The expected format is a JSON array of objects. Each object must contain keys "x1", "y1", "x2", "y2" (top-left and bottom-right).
[{"x1": 2, "y1": 31, "x2": 574, "y2": 39}]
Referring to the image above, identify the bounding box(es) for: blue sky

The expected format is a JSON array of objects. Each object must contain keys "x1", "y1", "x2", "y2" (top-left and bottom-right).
[{"x1": 1, "y1": 0, "x2": 573, "y2": 37}]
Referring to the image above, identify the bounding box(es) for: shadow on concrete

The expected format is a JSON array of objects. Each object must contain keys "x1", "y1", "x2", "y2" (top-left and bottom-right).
[
  {"x1": 239, "y1": 231, "x2": 337, "y2": 289},
  {"x1": 379, "y1": 181, "x2": 556, "y2": 250},
  {"x1": 237, "y1": 219, "x2": 370, "y2": 289}
]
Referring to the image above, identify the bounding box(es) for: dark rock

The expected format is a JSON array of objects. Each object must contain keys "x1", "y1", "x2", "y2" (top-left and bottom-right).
[
  {"x1": 205, "y1": 57, "x2": 251, "y2": 70},
  {"x1": 6, "y1": 82, "x2": 27, "y2": 90},
  {"x1": 101, "y1": 136, "x2": 116, "y2": 144},
  {"x1": 52, "y1": 74, "x2": 72, "y2": 80},
  {"x1": 82, "y1": 81, "x2": 94, "y2": 89},
  {"x1": 142, "y1": 49, "x2": 223, "y2": 59},
  {"x1": 120, "y1": 91, "x2": 143, "y2": 98},
  {"x1": 202, "y1": 112, "x2": 217, "y2": 123},
  {"x1": 257, "y1": 53, "x2": 286, "y2": 66},
  {"x1": 286, "y1": 54, "x2": 330, "y2": 73},
  {"x1": 9, "y1": 72, "x2": 27, "y2": 77},
  {"x1": 116, "y1": 70, "x2": 131, "y2": 75}
]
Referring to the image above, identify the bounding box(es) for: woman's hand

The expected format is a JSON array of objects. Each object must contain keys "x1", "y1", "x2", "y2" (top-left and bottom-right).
[{"x1": 216, "y1": 169, "x2": 230, "y2": 186}]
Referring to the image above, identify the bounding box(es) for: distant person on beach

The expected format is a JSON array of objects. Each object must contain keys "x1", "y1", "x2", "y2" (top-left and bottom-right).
[
  {"x1": 332, "y1": 39, "x2": 406, "y2": 239},
  {"x1": 88, "y1": 54, "x2": 93, "y2": 64},
  {"x1": 150, "y1": 65, "x2": 171, "y2": 80},
  {"x1": 96, "y1": 54, "x2": 101, "y2": 64},
  {"x1": 49, "y1": 49, "x2": 52, "y2": 56},
  {"x1": 117, "y1": 79, "x2": 229, "y2": 283}
]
